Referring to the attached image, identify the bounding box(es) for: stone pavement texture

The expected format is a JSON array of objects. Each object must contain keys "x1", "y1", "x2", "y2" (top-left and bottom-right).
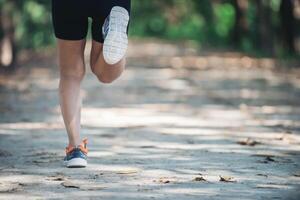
[{"x1": 0, "y1": 41, "x2": 300, "y2": 200}]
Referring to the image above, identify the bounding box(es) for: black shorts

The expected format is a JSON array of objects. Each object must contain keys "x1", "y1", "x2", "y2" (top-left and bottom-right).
[{"x1": 51, "y1": 0, "x2": 131, "y2": 43}]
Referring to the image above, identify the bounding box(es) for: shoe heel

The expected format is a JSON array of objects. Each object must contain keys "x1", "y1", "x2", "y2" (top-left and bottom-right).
[{"x1": 66, "y1": 158, "x2": 87, "y2": 168}]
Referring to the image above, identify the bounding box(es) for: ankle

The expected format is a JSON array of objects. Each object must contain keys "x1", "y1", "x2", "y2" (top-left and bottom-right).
[{"x1": 68, "y1": 139, "x2": 81, "y2": 147}]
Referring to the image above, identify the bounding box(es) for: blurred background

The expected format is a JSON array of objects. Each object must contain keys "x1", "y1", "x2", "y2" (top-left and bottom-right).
[
  {"x1": 1, "y1": 1, "x2": 300, "y2": 197},
  {"x1": 0, "y1": 0, "x2": 300, "y2": 69}
]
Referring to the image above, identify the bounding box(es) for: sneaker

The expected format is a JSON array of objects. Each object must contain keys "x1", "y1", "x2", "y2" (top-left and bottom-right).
[
  {"x1": 64, "y1": 139, "x2": 88, "y2": 168},
  {"x1": 102, "y1": 6, "x2": 130, "y2": 65}
]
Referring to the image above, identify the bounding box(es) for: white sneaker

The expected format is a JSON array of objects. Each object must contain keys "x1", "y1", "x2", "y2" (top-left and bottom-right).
[{"x1": 102, "y1": 6, "x2": 130, "y2": 65}]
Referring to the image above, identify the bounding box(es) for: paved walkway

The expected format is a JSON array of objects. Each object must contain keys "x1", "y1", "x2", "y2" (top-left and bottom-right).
[{"x1": 0, "y1": 41, "x2": 300, "y2": 199}]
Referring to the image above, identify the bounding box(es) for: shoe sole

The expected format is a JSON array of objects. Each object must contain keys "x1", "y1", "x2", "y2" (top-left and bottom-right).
[
  {"x1": 103, "y1": 6, "x2": 129, "y2": 65},
  {"x1": 65, "y1": 158, "x2": 87, "y2": 168}
]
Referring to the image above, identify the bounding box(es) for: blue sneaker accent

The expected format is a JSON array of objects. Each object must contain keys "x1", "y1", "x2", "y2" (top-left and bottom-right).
[
  {"x1": 64, "y1": 148, "x2": 87, "y2": 162},
  {"x1": 102, "y1": 15, "x2": 110, "y2": 39}
]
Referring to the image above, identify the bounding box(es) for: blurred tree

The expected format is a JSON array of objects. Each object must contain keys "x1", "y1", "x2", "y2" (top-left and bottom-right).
[
  {"x1": 280, "y1": 0, "x2": 295, "y2": 53},
  {"x1": 255, "y1": 0, "x2": 273, "y2": 55},
  {"x1": 0, "y1": 0, "x2": 299, "y2": 72},
  {"x1": 193, "y1": 0, "x2": 215, "y2": 44},
  {"x1": 0, "y1": 0, "x2": 17, "y2": 69},
  {"x1": 231, "y1": 0, "x2": 248, "y2": 48},
  {"x1": 0, "y1": 0, "x2": 53, "y2": 70}
]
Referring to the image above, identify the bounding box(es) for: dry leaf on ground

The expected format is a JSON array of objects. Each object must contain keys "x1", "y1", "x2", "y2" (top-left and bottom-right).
[
  {"x1": 46, "y1": 175, "x2": 65, "y2": 181},
  {"x1": 292, "y1": 172, "x2": 300, "y2": 177},
  {"x1": 265, "y1": 156, "x2": 275, "y2": 162},
  {"x1": 0, "y1": 182, "x2": 23, "y2": 193},
  {"x1": 61, "y1": 181, "x2": 80, "y2": 189},
  {"x1": 193, "y1": 176, "x2": 207, "y2": 181},
  {"x1": 159, "y1": 179, "x2": 170, "y2": 184},
  {"x1": 256, "y1": 174, "x2": 268, "y2": 177},
  {"x1": 219, "y1": 176, "x2": 236, "y2": 182},
  {"x1": 237, "y1": 138, "x2": 261, "y2": 146},
  {"x1": 153, "y1": 177, "x2": 175, "y2": 184},
  {"x1": 257, "y1": 156, "x2": 276, "y2": 163}
]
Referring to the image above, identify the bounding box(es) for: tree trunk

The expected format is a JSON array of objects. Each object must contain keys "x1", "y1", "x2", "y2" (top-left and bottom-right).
[
  {"x1": 0, "y1": 1, "x2": 17, "y2": 70},
  {"x1": 231, "y1": 0, "x2": 248, "y2": 48},
  {"x1": 255, "y1": 0, "x2": 273, "y2": 55},
  {"x1": 280, "y1": 0, "x2": 295, "y2": 53}
]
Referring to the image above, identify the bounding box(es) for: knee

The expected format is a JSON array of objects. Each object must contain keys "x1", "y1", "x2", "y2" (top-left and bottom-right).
[{"x1": 60, "y1": 64, "x2": 86, "y2": 81}]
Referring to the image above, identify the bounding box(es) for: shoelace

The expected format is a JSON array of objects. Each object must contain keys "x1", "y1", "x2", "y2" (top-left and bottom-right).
[{"x1": 65, "y1": 138, "x2": 88, "y2": 155}]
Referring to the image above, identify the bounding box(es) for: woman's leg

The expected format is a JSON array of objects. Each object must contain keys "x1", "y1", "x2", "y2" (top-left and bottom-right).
[
  {"x1": 90, "y1": 40, "x2": 125, "y2": 83},
  {"x1": 57, "y1": 39, "x2": 86, "y2": 147}
]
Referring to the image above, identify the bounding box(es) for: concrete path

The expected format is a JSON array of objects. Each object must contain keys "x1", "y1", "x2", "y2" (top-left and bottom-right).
[{"x1": 0, "y1": 41, "x2": 300, "y2": 199}]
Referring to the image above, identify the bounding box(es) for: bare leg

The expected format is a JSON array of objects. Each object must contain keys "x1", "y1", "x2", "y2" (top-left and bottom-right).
[
  {"x1": 57, "y1": 39, "x2": 86, "y2": 147},
  {"x1": 90, "y1": 40, "x2": 126, "y2": 83}
]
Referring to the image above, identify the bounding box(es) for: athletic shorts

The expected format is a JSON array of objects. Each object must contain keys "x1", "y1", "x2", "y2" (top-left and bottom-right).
[{"x1": 51, "y1": 0, "x2": 131, "y2": 43}]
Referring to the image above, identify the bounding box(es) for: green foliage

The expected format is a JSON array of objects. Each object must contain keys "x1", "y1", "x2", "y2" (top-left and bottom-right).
[
  {"x1": 130, "y1": 0, "x2": 248, "y2": 48},
  {"x1": 214, "y1": 3, "x2": 235, "y2": 38},
  {"x1": 130, "y1": 0, "x2": 207, "y2": 42},
  {"x1": 14, "y1": 0, "x2": 54, "y2": 49},
  {"x1": 0, "y1": 0, "x2": 298, "y2": 56}
]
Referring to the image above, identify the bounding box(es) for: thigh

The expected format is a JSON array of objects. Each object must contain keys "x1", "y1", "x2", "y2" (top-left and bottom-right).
[
  {"x1": 57, "y1": 39, "x2": 86, "y2": 77},
  {"x1": 52, "y1": 0, "x2": 88, "y2": 41}
]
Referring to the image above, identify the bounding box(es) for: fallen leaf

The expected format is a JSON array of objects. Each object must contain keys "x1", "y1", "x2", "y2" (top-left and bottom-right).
[
  {"x1": 256, "y1": 174, "x2": 268, "y2": 177},
  {"x1": 237, "y1": 138, "x2": 261, "y2": 146},
  {"x1": 219, "y1": 176, "x2": 236, "y2": 182},
  {"x1": 193, "y1": 176, "x2": 207, "y2": 181},
  {"x1": 0, "y1": 182, "x2": 23, "y2": 193},
  {"x1": 252, "y1": 154, "x2": 277, "y2": 163},
  {"x1": 292, "y1": 172, "x2": 300, "y2": 177},
  {"x1": 154, "y1": 177, "x2": 175, "y2": 184},
  {"x1": 265, "y1": 156, "x2": 275, "y2": 162},
  {"x1": 159, "y1": 179, "x2": 170, "y2": 184},
  {"x1": 46, "y1": 175, "x2": 65, "y2": 181},
  {"x1": 61, "y1": 181, "x2": 80, "y2": 189}
]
